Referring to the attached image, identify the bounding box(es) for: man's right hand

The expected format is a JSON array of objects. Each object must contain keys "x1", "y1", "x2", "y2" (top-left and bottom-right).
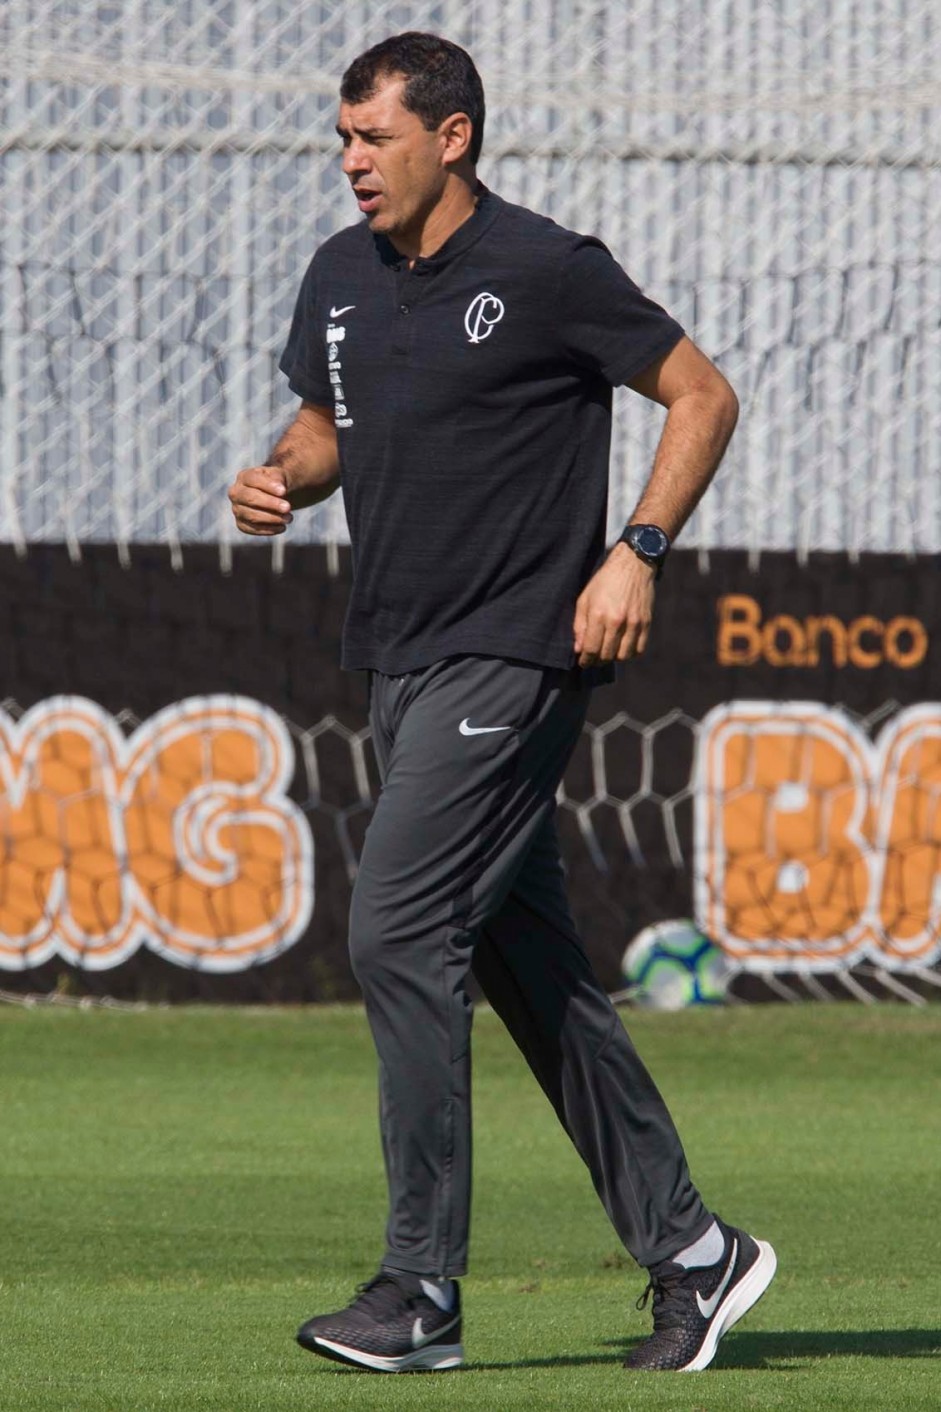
[{"x1": 228, "y1": 465, "x2": 294, "y2": 536}]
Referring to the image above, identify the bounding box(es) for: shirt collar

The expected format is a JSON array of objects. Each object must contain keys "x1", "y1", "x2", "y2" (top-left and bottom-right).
[{"x1": 374, "y1": 184, "x2": 502, "y2": 272}]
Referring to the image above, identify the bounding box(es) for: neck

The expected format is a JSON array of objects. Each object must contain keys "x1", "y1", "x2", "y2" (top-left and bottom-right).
[{"x1": 390, "y1": 171, "x2": 479, "y2": 263}]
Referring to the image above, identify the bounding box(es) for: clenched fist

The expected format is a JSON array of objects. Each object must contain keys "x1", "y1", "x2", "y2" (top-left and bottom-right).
[{"x1": 228, "y1": 465, "x2": 294, "y2": 536}]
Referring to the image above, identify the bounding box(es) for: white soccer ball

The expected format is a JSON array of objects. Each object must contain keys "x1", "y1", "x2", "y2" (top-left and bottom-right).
[{"x1": 621, "y1": 919, "x2": 736, "y2": 1010}]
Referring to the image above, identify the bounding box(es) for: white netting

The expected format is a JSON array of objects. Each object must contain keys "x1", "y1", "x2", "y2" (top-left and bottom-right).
[
  {"x1": 1, "y1": 692, "x2": 939, "y2": 1000},
  {"x1": 1, "y1": 1, "x2": 939, "y2": 556}
]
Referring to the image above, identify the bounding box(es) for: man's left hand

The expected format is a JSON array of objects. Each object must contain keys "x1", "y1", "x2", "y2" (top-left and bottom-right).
[{"x1": 573, "y1": 542, "x2": 656, "y2": 666}]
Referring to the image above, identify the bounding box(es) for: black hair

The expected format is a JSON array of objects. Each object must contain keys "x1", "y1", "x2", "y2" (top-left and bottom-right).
[{"x1": 340, "y1": 32, "x2": 485, "y2": 164}]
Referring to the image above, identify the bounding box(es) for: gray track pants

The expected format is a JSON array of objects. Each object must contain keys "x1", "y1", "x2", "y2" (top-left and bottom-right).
[{"x1": 349, "y1": 655, "x2": 710, "y2": 1277}]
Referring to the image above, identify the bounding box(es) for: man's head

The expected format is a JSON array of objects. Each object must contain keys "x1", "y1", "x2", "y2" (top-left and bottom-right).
[{"x1": 337, "y1": 33, "x2": 485, "y2": 243}]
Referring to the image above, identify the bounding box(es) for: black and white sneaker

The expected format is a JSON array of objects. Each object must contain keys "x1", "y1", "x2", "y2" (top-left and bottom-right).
[
  {"x1": 296, "y1": 1271, "x2": 463, "y2": 1373},
  {"x1": 624, "y1": 1217, "x2": 776, "y2": 1372}
]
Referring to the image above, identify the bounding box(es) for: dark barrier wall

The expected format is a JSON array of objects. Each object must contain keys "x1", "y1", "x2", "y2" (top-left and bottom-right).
[{"x1": 0, "y1": 545, "x2": 937, "y2": 1001}]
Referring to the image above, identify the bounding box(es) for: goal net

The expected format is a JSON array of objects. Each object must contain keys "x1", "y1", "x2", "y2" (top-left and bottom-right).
[{"x1": 1, "y1": 0, "x2": 939, "y2": 558}]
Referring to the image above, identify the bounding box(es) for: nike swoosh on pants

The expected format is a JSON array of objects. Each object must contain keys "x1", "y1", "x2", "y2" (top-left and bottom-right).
[{"x1": 459, "y1": 718, "x2": 512, "y2": 736}]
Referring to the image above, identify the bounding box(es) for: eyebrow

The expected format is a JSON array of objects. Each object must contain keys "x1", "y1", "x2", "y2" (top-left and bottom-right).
[{"x1": 335, "y1": 123, "x2": 393, "y2": 139}]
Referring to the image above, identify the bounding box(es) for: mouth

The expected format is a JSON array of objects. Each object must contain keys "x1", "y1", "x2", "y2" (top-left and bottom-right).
[{"x1": 353, "y1": 187, "x2": 383, "y2": 214}]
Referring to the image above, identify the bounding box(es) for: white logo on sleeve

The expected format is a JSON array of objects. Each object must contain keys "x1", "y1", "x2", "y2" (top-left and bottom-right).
[
  {"x1": 459, "y1": 718, "x2": 512, "y2": 736},
  {"x1": 325, "y1": 313, "x2": 354, "y2": 428},
  {"x1": 695, "y1": 1240, "x2": 738, "y2": 1319},
  {"x1": 464, "y1": 292, "x2": 505, "y2": 343}
]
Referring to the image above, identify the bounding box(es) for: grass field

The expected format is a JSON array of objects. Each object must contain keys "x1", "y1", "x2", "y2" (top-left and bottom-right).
[{"x1": 2, "y1": 1002, "x2": 940, "y2": 1411}]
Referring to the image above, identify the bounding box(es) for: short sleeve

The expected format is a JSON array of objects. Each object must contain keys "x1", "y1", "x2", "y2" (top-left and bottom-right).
[
  {"x1": 558, "y1": 238, "x2": 684, "y2": 386},
  {"x1": 278, "y1": 257, "x2": 333, "y2": 406}
]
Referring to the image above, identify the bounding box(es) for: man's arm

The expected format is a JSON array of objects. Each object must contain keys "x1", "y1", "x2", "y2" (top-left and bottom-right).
[
  {"x1": 228, "y1": 401, "x2": 340, "y2": 536},
  {"x1": 574, "y1": 336, "x2": 738, "y2": 665}
]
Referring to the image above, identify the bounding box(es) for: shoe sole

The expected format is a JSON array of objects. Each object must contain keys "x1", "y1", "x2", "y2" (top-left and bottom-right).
[
  {"x1": 680, "y1": 1239, "x2": 777, "y2": 1372},
  {"x1": 306, "y1": 1335, "x2": 464, "y2": 1373}
]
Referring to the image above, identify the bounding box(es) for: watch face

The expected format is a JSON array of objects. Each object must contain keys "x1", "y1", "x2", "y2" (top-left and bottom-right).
[{"x1": 632, "y1": 525, "x2": 669, "y2": 559}]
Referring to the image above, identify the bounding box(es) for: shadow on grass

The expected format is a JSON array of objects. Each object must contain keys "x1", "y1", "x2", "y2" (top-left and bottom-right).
[
  {"x1": 466, "y1": 1329, "x2": 941, "y2": 1373},
  {"x1": 712, "y1": 1328, "x2": 941, "y2": 1368},
  {"x1": 307, "y1": 1329, "x2": 941, "y2": 1376},
  {"x1": 464, "y1": 1352, "x2": 622, "y2": 1372},
  {"x1": 585, "y1": 1327, "x2": 941, "y2": 1372}
]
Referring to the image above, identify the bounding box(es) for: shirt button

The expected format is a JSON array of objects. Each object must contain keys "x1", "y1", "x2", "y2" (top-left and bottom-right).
[{"x1": 400, "y1": 303, "x2": 410, "y2": 314}]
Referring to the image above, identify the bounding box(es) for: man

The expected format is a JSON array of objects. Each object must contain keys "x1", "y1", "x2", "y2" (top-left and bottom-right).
[{"x1": 229, "y1": 31, "x2": 775, "y2": 1375}]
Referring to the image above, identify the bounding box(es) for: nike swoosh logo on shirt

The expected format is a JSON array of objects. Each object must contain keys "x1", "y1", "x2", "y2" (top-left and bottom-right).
[
  {"x1": 329, "y1": 304, "x2": 356, "y2": 318},
  {"x1": 459, "y1": 718, "x2": 512, "y2": 736},
  {"x1": 696, "y1": 1239, "x2": 738, "y2": 1319}
]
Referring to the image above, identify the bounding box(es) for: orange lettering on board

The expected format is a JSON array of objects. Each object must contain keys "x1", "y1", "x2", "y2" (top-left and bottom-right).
[
  {"x1": 873, "y1": 708, "x2": 941, "y2": 964},
  {"x1": 695, "y1": 704, "x2": 872, "y2": 967},
  {"x1": 0, "y1": 701, "x2": 126, "y2": 969},
  {"x1": 716, "y1": 595, "x2": 762, "y2": 666},
  {"x1": 0, "y1": 697, "x2": 313, "y2": 973},
  {"x1": 716, "y1": 599, "x2": 928, "y2": 669},
  {"x1": 696, "y1": 703, "x2": 941, "y2": 973}
]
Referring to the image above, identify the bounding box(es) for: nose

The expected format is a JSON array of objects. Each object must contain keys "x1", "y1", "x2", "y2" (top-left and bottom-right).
[{"x1": 342, "y1": 140, "x2": 371, "y2": 180}]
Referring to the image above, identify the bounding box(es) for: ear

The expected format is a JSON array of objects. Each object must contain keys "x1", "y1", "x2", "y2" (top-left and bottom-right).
[{"x1": 440, "y1": 111, "x2": 474, "y2": 166}]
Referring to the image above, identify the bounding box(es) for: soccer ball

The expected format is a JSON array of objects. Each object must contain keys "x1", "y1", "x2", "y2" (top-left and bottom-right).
[{"x1": 621, "y1": 919, "x2": 735, "y2": 1011}]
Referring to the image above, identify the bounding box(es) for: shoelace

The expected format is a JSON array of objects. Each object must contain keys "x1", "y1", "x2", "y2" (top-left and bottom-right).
[
  {"x1": 350, "y1": 1272, "x2": 423, "y2": 1320},
  {"x1": 347, "y1": 1276, "x2": 415, "y2": 1315},
  {"x1": 635, "y1": 1269, "x2": 693, "y2": 1331}
]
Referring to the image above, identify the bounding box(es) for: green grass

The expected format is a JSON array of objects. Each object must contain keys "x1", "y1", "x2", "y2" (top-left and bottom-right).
[{"x1": 2, "y1": 1003, "x2": 940, "y2": 1410}]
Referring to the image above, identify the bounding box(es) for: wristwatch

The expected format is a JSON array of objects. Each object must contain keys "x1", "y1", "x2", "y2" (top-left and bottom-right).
[{"x1": 619, "y1": 523, "x2": 671, "y2": 579}]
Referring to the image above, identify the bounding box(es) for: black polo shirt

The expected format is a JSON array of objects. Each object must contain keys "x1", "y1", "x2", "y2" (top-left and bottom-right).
[{"x1": 279, "y1": 187, "x2": 684, "y2": 675}]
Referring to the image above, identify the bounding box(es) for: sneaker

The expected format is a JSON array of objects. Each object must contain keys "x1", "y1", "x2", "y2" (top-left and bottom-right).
[
  {"x1": 296, "y1": 1271, "x2": 463, "y2": 1373},
  {"x1": 624, "y1": 1217, "x2": 776, "y2": 1372}
]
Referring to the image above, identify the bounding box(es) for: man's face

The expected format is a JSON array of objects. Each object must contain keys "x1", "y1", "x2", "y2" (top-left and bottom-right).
[{"x1": 337, "y1": 76, "x2": 450, "y2": 239}]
